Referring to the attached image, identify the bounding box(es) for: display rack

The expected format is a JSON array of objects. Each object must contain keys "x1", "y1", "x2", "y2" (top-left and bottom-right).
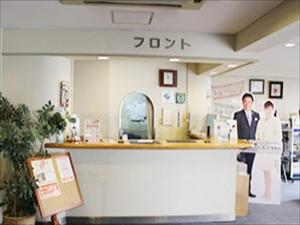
[
  {"x1": 289, "y1": 127, "x2": 300, "y2": 179},
  {"x1": 284, "y1": 114, "x2": 300, "y2": 180}
]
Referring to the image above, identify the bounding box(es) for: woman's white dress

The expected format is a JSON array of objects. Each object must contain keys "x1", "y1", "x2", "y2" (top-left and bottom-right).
[{"x1": 255, "y1": 116, "x2": 282, "y2": 170}]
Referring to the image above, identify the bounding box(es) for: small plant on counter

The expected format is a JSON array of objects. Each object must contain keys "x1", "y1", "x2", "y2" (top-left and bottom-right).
[
  {"x1": 36, "y1": 100, "x2": 67, "y2": 155},
  {"x1": 0, "y1": 94, "x2": 38, "y2": 223}
]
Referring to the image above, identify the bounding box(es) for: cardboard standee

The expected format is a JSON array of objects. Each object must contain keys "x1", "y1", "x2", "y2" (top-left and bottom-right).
[{"x1": 27, "y1": 153, "x2": 83, "y2": 225}]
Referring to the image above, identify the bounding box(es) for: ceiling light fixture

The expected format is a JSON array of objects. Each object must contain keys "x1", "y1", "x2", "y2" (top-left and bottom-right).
[
  {"x1": 169, "y1": 58, "x2": 181, "y2": 62},
  {"x1": 284, "y1": 43, "x2": 296, "y2": 48},
  {"x1": 226, "y1": 64, "x2": 238, "y2": 68},
  {"x1": 97, "y1": 56, "x2": 110, "y2": 60}
]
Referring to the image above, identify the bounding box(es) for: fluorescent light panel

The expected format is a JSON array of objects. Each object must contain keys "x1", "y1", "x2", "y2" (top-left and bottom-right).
[
  {"x1": 284, "y1": 43, "x2": 296, "y2": 48},
  {"x1": 226, "y1": 64, "x2": 238, "y2": 68},
  {"x1": 97, "y1": 56, "x2": 110, "y2": 60},
  {"x1": 169, "y1": 58, "x2": 180, "y2": 62}
]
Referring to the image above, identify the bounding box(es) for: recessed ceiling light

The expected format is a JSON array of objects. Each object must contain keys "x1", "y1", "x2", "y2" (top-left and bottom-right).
[
  {"x1": 97, "y1": 56, "x2": 110, "y2": 60},
  {"x1": 284, "y1": 43, "x2": 296, "y2": 48},
  {"x1": 169, "y1": 58, "x2": 180, "y2": 62},
  {"x1": 209, "y1": 71, "x2": 218, "y2": 75},
  {"x1": 227, "y1": 64, "x2": 238, "y2": 68}
]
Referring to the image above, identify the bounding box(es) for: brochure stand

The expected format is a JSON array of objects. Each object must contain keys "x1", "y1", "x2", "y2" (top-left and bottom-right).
[{"x1": 27, "y1": 153, "x2": 83, "y2": 225}]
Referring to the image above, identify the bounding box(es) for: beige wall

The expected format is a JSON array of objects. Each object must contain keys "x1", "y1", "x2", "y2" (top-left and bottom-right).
[
  {"x1": 73, "y1": 58, "x2": 212, "y2": 140},
  {"x1": 73, "y1": 58, "x2": 194, "y2": 140},
  {"x1": 1, "y1": 55, "x2": 212, "y2": 142},
  {"x1": 0, "y1": 55, "x2": 72, "y2": 223},
  {"x1": 187, "y1": 64, "x2": 212, "y2": 131},
  {"x1": 2, "y1": 55, "x2": 72, "y2": 110},
  {"x1": 3, "y1": 30, "x2": 253, "y2": 60},
  {"x1": 212, "y1": 75, "x2": 300, "y2": 120},
  {"x1": 73, "y1": 60, "x2": 109, "y2": 137},
  {"x1": 108, "y1": 58, "x2": 189, "y2": 140}
]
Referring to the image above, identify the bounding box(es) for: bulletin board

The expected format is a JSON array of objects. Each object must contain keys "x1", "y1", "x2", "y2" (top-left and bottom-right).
[{"x1": 27, "y1": 152, "x2": 83, "y2": 218}]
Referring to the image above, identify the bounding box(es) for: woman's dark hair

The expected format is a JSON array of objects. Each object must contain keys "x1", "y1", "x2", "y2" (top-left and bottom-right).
[
  {"x1": 242, "y1": 93, "x2": 254, "y2": 102},
  {"x1": 264, "y1": 100, "x2": 274, "y2": 109}
]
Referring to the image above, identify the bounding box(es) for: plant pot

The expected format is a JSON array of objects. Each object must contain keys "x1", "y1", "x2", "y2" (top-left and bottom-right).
[
  {"x1": 3, "y1": 214, "x2": 36, "y2": 225},
  {"x1": 56, "y1": 130, "x2": 64, "y2": 143}
]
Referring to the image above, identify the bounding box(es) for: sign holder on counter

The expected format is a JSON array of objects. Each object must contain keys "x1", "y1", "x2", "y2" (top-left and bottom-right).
[{"x1": 27, "y1": 152, "x2": 83, "y2": 225}]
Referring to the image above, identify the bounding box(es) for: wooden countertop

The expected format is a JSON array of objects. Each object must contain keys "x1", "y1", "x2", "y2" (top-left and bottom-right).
[{"x1": 45, "y1": 140, "x2": 253, "y2": 150}]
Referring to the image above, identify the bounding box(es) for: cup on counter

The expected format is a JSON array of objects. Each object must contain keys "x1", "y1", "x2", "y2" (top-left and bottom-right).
[
  {"x1": 122, "y1": 134, "x2": 128, "y2": 141},
  {"x1": 122, "y1": 134, "x2": 129, "y2": 144}
]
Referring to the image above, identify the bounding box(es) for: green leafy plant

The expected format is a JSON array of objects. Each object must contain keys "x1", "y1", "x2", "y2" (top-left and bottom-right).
[
  {"x1": 0, "y1": 94, "x2": 38, "y2": 217},
  {"x1": 36, "y1": 100, "x2": 67, "y2": 155},
  {"x1": 0, "y1": 95, "x2": 67, "y2": 218}
]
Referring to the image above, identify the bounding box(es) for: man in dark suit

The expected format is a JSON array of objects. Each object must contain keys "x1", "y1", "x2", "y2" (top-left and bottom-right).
[{"x1": 234, "y1": 93, "x2": 260, "y2": 197}]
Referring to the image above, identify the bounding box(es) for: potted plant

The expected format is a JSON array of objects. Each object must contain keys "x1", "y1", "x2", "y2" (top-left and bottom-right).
[
  {"x1": 36, "y1": 100, "x2": 67, "y2": 155},
  {"x1": 0, "y1": 94, "x2": 38, "y2": 225},
  {"x1": 0, "y1": 95, "x2": 67, "y2": 224}
]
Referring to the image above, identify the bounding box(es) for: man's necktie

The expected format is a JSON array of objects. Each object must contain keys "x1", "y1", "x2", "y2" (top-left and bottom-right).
[{"x1": 247, "y1": 112, "x2": 252, "y2": 126}]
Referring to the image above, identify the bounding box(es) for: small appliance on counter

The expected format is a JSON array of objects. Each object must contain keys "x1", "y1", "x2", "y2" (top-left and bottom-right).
[{"x1": 67, "y1": 114, "x2": 81, "y2": 142}]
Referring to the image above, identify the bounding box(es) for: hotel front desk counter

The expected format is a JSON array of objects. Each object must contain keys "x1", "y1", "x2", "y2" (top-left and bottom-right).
[{"x1": 45, "y1": 140, "x2": 252, "y2": 223}]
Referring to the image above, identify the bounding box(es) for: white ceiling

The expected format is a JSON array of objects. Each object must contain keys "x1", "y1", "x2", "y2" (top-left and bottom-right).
[
  {"x1": 0, "y1": 0, "x2": 283, "y2": 34},
  {"x1": 226, "y1": 36, "x2": 300, "y2": 78},
  {"x1": 0, "y1": 0, "x2": 299, "y2": 78}
]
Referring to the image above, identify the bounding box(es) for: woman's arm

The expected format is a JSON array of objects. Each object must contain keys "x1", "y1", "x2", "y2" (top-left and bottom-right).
[
  {"x1": 275, "y1": 117, "x2": 282, "y2": 141},
  {"x1": 256, "y1": 120, "x2": 263, "y2": 141}
]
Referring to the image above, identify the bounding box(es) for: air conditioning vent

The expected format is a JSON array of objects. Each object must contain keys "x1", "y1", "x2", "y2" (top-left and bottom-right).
[{"x1": 61, "y1": 0, "x2": 204, "y2": 10}]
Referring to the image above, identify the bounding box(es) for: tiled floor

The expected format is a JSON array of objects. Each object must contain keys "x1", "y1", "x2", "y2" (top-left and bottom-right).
[
  {"x1": 65, "y1": 181, "x2": 300, "y2": 225},
  {"x1": 3, "y1": 181, "x2": 299, "y2": 225},
  {"x1": 177, "y1": 181, "x2": 300, "y2": 225}
]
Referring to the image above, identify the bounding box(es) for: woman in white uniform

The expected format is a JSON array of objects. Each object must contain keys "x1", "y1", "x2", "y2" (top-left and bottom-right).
[{"x1": 255, "y1": 100, "x2": 282, "y2": 201}]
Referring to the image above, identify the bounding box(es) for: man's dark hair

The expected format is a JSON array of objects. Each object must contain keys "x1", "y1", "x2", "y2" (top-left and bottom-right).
[{"x1": 242, "y1": 93, "x2": 254, "y2": 102}]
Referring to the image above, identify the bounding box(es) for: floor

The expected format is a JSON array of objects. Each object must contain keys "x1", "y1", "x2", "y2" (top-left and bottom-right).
[
  {"x1": 217, "y1": 181, "x2": 300, "y2": 225},
  {"x1": 2, "y1": 181, "x2": 299, "y2": 225},
  {"x1": 63, "y1": 181, "x2": 300, "y2": 225}
]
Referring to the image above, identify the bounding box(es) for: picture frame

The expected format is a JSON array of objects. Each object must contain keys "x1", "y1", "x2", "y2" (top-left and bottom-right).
[
  {"x1": 60, "y1": 81, "x2": 70, "y2": 107},
  {"x1": 269, "y1": 81, "x2": 283, "y2": 99},
  {"x1": 249, "y1": 79, "x2": 264, "y2": 94},
  {"x1": 159, "y1": 69, "x2": 177, "y2": 87},
  {"x1": 175, "y1": 92, "x2": 186, "y2": 104}
]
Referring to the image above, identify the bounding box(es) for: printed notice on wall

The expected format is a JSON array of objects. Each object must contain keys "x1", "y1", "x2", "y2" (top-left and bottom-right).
[
  {"x1": 161, "y1": 91, "x2": 175, "y2": 104},
  {"x1": 56, "y1": 156, "x2": 75, "y2": 183},
  {"x1": 212, "y1": 81, "x2": 245, "y2": 100},
  {"x1": 31, "y1": 159, "x2": 61, "y2": 199}
]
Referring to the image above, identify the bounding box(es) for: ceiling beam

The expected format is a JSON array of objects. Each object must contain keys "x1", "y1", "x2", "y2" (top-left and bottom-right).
[{"x1": 235, "y1": 0, "x2": 300, "y2": 51}]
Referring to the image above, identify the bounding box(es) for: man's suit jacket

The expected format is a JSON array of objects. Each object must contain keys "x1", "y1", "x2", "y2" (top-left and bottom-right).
[{"x1": 233, "y1": 110, "x2": 260, "y2": 140}]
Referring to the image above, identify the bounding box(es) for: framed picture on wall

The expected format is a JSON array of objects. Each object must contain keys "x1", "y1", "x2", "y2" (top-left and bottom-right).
[
  {"x1": 269, "y1": 81, "x2": 283, "y2": 99},
  {"x1": 159, "y1": 69, "x2": 177, "y2": 87},
  {"x1": 249, "y1": 79, "x2": 264, "y2": 94},
  {"x1": 60, "y1": 81, "x2": 70, "y2": 107}
]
